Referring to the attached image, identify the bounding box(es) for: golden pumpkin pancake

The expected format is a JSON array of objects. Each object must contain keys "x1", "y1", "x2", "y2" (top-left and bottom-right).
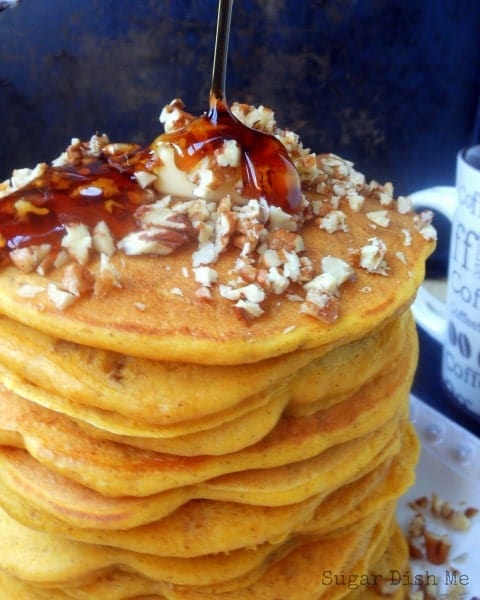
[
  {"x1": 0, "y1": 429, "x2": 416, "y2": 559},
  {"x1": 0, "y1": 439, "x2": 396, "y2": 539},
  {"x1": 0, "y1": 317, "x2": 414, "y2": 460},
  {"x1": 0, "y1": 417, "x2": 402, "y2": 538},
  {"x1": 0, "y1": 571, "x2": 67, "y2": 600},
  {"x1": 0, "y1": 341, "x2": 412, "y2": 496},
  {"x1": 0, "y1": 102, "x2": 436, "y2": 366},
  {"x1": 0, "y1": 313, "x2": 316, "y2": 426},
  {"x1": 160, "y1": 507, "x2": 397, "y2": 598},
  {"x1": 300, "y1": 420, "x2": 419, "y2": 537},
  {"x1": 287, "y1": 310, "x2": 416, "y2": 417},
  {"x1": 0, "y1": 312, "x2": 411, "y2": 444},
  {"x1": 0, "y1": 365, "x2": 291, "y2": 454},
  {"x1": 0, "y1": 311, "x2": 415, "y2": 462},
  {"x1": 0, "y1": 199, "x2": 433, "y2": 367},
  {"x1": 0, "y1": 505, "x2": 389, "y2": 590},
  {"x1": 0, "y1": 310, "x2": 408, "y2": 426},
  {"x1": 287, "y1": 309, "x2": 412, "y2": 414},
  {"x1": 368, "y1": 526, "x2": 410, "y2": 598},
  {"x1": 347, "y1": 524, "x2": 410, "y2": 599},
  {"x1": 0, "y1": 505, "x2": 393, "y2": 596},
  {"x1": 0, "y1": 515, "x2": 395, "y2": 600},
  {"x1": 0, "y1": 505, "x2": 298, "y2": 588},
  {"x1": 198, "y1": 419, "x2": 401, "y2": 510},
  {"x1": 0, "y1": 480, "x2": 319, "y2": 558}
]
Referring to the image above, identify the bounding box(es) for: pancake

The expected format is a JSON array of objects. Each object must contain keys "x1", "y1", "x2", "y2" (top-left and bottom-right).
[
  {"x1": 0, "y1": 339, "x2": 413, "y2": 496},
  {"x1": 0, "y1": 309, "x2": 412, "y2": 445},
  {"x1": 0, "y1": 365, "x2": 291, "y2": 454},
  {"x1": 285, "y1": 309, "x2": 416, "y2": 418},
  {"x1": 0, "y1": 425, "x2": 417, "y2": 558},
  {"x1": 0, "y1": 199, "x2": 433, "y2": 366},
  {"x1": 0, "y1": 309, "x2": 408, "y2": 426},
  {"x1": 0, "y1": 521, "x2": 409, "y2": 600},
  {"x1": 287, "y1": 308, "x2": 411, "y2": 414},
  {"x1": 0, "y1": 505, "x2": 297, "y2": 588},
  {"x1": 0, "y1": 518, "x2": 396, "y2": 599},
  {"x1": 0, "y1": 571, "x2": 68, "y2": 600},
  {"x1": 0, "y1": 505, "x2": 394, "y2": 596},
  {"x1": 0, "y1": 436, "x2": 395, "y2": 535},
  {"x1": 347, "y1": 524, "x2": 410, "y2": 599},
  {"x1": 0, "y1": 418, "x2": 403, "y2": 535},
  {"x1": 0, "y1": 446, "x2": 394, "y2": 548},
  {"x1": 0, "y1": 109, "x2": 435, "y2": 366},
  {"x1": 0, "y1": 313, "x2": 321, "y2": 426},
  {"x1": 159, "y1": 506, "x2": 397, "y2": 598},
  {"x1": 0, "y1": 312, "x2": 414, "y2": 458},
  {"x1": 300, "y1": 420, "x2": 419, "y2": 537}
]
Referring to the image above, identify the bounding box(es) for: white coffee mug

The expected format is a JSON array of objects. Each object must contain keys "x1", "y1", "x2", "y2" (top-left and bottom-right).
[{"x1": 411, "y1": 146, "x2": 480, "y2": 419}]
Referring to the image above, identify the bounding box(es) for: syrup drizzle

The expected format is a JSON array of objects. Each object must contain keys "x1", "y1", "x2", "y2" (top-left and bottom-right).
[
  {"x1": 0, "y1": 147, "x2": 156, "y2": 256},
  {"x1": 159, "y1": 0, "x2": 302, "y2": 213},
  {"x1": 0, "y1": 0, "x2": 302, "y2": 261},
  {"x1": 160, "y1": 97, "x2": 303, "y2": 213}
]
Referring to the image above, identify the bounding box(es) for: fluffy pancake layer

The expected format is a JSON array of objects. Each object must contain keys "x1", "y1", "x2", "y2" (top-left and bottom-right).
[
  {"x1": 0, "y1": 342, "x2": 419, "y2": 599},
  {"x1": 0, "y1": 328, "x2": 415, "y2": 497},
  {"x1": 0, "y1": 310, "x2": 408, "y2": 426},
  {"x1": 0, "y1": 172, "x2": 434, "y2": 366},
  {"x1": 0, "y1": 223, "x2": 431, "y2": 366},
  {"x1": 0, "y1": 425, "x2": 418, "y2": 557},
  {"x1": 0, "y1": 504, "x2": 393, "y2": 590}
]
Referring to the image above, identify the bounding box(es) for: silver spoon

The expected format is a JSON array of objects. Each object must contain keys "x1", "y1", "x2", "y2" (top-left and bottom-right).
[{"x1": 209, "y1": 0, "x2": 234, "y2": 112}]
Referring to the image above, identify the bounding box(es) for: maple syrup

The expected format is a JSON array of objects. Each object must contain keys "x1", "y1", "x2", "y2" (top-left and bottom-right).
[
  {"x1": 0, "y1": 100, "x2": 303, "y2": 262},
  {"x1": 0, "y1": 147, "x2": 155, "y2": 258},
  {"x1": 159, "y1": 95, "x2": 303, "y2": 213}
]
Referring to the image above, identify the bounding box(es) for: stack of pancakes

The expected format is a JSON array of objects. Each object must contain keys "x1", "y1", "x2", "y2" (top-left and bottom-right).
[{"x1": 0, "y1": 105, "x2": 435, "y2": 599}]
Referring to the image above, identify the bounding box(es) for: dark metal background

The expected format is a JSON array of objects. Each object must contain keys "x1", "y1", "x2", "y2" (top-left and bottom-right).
[{"x1": 1, "y1": 0, "x2": 480, "y2": 195}]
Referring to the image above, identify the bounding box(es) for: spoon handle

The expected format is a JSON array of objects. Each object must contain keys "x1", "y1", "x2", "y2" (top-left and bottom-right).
[{"x1": 210, "y1": 0, "x2": 234, "y2": 104}]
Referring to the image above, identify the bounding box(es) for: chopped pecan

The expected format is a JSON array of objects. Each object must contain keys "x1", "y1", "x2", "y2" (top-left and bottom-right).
[
  {"x1": 61, "y1": 263, "x2": 94, "y2": 296},
  {"x1": 267, "y1": 229, "x2": 302, "y2": 252},
  {"x1": 117, "y1": 226, "x2": 192, "y2": 256},
  {"x1": 424, "y1": 531, "x2": 451, "y2": 565},
  {"x1": 408, "y1": 538, "x2": 424, "y2": 560},
  {"x1": 300, "y1": 294, "x2": 340, "y2": 323},
  {"x1": 215, "y1": 210, "x2": 236, "y2": 252},
  {"x1": 431, "y1": 493, "x2": 454, "y2": 519},
  {"x1": 464, "y1": 507, "x2": 479, "y2": 519},
  {"x1": 408, "y1": 513, "x2": 426, "y2": 538},
  {"x1": 9, "y1": 244, "x2": 51, "y2": 273}
]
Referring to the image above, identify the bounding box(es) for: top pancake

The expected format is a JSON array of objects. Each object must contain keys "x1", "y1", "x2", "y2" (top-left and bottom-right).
[
  {"x1": 0, "y1": 103, "x2": 435, "y2": 364},
  {"x1": 0, "y1": 192, "x2": 434, "y2": 365}
]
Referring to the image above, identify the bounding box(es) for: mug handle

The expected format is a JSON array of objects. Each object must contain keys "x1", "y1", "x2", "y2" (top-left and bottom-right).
[{"x1": 409, "y1": 186, "x2": 457, "y2": 344}]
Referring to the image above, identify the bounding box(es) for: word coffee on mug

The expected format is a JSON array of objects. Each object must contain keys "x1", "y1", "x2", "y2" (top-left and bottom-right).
[{"x1": 445, "y1": 145, "x2": 480, "y2": 416}]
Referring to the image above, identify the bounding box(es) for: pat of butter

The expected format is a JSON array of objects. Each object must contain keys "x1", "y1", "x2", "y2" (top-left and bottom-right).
[{"x1": 151, "y1": 142, "x2": 243, "y2": 202}]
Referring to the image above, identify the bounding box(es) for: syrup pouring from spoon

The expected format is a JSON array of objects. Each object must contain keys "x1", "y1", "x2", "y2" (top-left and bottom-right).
[{"x1": 161, "y1": 0, "x2": 303, "y2": 213}]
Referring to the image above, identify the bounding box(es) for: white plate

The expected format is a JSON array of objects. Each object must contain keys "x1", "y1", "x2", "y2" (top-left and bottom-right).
[{"x1": 397, "y1": 395, "x2": 480, "y2": 597}]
